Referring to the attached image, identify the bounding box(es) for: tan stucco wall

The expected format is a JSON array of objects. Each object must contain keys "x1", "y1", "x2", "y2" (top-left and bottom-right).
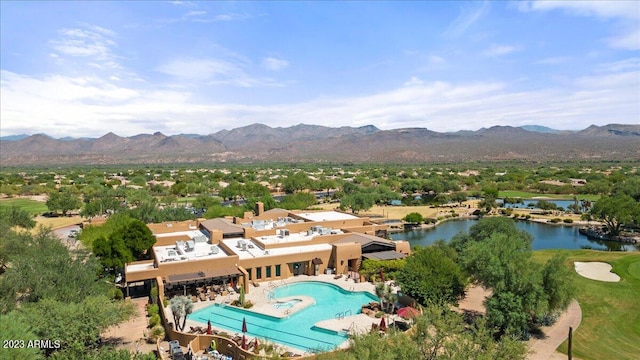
[{"x1": 331, "y1": 242, "x2": 362, "y2": 275}]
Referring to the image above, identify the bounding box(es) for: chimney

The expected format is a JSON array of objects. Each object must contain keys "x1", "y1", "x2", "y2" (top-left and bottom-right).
[{"x1": 256, "y1": 201, "x2": 264, "y2": 216}]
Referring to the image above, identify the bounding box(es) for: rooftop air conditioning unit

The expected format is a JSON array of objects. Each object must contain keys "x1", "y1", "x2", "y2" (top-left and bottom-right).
[
  {"x1": 185, "y1": 240, "x2": 195, "y2": 251},
  {"x1": 210, "y1": 246, "x2": 219, "y2": 255}
]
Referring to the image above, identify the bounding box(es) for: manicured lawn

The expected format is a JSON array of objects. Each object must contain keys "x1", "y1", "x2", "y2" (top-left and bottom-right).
[
  {"x1": 0, "y1": 198, "x2": 48, "y2": 215},
  {"x1": 533, "y1": 250, "x2": 640, "y2": 360},
  {"x1": 499, "y1": 191, "x2": 600, "y2": 201}
]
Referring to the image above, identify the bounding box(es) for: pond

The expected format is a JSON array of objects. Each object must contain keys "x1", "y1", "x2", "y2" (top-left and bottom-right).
[{"x1": 390, "y1": 218, "x2": 638, "y2": 252}]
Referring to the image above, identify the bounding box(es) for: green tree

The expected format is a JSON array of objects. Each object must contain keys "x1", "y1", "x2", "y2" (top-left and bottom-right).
[
  {"x1": 340, "y1": 192, "x2": 375, "y2": 213},
  {"x1": 403, "y1": 212, "x2": 424, "y2": 224},
  {"x1": 541, "y1": 254, "x2": 576, "y2": 311},
  {"x1": 397, "y1": 242, "x2": 468, "y2": 306},
  {"x1": 0, "y1": 205, "x2": 35, "y2": 229},
  {"x1": 0, "y1": 228, "x2": 108, "y2": 313},
  {"x1": 0, "y1": 311, "x2": 44, "y2": 359},
  {"x1": 278, "y1": 192, "x2": 317, "y2": 210},
  {"x1": 458, "y1": 218, "x2": 573, "y2": 338},
  {"x1": 282, "y1": 172, "x2": 311, "y2": 193},
  {"x1": 590, "y1": 194, "x2": 640, "y2": 235},
  {"x1": 192, "y1": 194, "x2": 220, "y2": 210},
  {"x1": 46, "y1": 189, "x2": 81, "y2": 215},
  {"x1": 113, "y1": 219, "x2": 156, "y2": 259},
  {"x1": 17, "y1": 296, "x2": 134, "y2": 356}
]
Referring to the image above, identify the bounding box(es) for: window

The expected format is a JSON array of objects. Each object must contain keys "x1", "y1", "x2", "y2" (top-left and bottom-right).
[
  {"x1": 275, "y1": 264, "x2": 281, "y2": 277},
  {"x1": 266, "y1": 266, "x2": 272, "y2": 278},
  {"x1": 246, "y1": 268, "x2": 252, "y2": 281},
  {"x1": 256, "y1": 267, "x2": 262, "y2": 279}
]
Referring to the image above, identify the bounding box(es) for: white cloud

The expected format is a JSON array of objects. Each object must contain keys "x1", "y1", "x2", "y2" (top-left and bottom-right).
[
  {"x1": 519, "y1": 1, "x2": 639, "y2": 20},
  {"x1": 185, "y1": 10, "x2": 206, "y2": 17},
  {"x1": 608, "y1": 27, "x2": 640, "y2": 50},
  {"x1": 214, "y1": 13, "x2": 251, "y2": 22},
  {"x1": 444, "y1": 1, "x2": 490, "y2": 37},
  {"x1": 156, "y1": 58, "x2": 284, "y2": 87},
  {"x1": 262, "y1": 57, "x2": 289, "y2": 71},
  {"x1": 483, "y1": 44, "x2": 520, "y2": 57},
  {"x1": 519, "y1": 0, "x2": 640, "y2": 50},
  {"x1": 404, "y1": 76, "x2": 424, "y2": 86},
  {"x1": 49, "y1": 25, "x2": 123, "y2": 70},
  {"x1": 3, "y1": 60, "x2": 637, "y2": 137}
]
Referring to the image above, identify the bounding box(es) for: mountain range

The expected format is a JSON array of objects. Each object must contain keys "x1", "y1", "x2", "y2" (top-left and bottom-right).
[{"x1": 1, "y1": 123, "x2": 639, "y2": 165}]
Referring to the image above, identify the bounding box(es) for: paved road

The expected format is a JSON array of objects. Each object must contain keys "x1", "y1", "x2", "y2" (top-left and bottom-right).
[{"x1": 53, "y1": 224, "x2": 83, "y2": 251}]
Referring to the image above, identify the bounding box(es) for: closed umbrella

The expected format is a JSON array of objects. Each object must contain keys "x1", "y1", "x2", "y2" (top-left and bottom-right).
[
  {"x1": 241, "y1": 334, "x2": 247, "y2": 350},
  {"x1": 206, "y1": 319, "x2": 212, "y2": 335},
  {"x1": 379, "y1": 316, "x2": 387, "y2": 332},
  {"x1": 241, "y1": 317, "x2": 247, "y2": 333}
]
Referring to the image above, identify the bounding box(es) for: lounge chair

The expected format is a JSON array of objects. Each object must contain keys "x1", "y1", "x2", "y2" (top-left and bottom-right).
[
  {"x1": 333, "y1": 274, "x2": 342, "y2": 280},
  {"x1": 252, "y1": 281, "x2": 260, "y2": 287}
]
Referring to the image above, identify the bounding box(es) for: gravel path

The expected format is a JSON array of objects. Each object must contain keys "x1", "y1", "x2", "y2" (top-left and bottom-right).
[{"x1": 526, "y1": 300, "x2": 582, "y2": 360}]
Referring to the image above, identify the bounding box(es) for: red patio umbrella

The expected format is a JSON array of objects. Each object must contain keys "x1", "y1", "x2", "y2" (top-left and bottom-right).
[
  {"x1": 230, "y1": 277, "x2": 235, "y2": 289},
  {"x1": 397, "y1": 306, "x2": 420, "y2": 319},
  {"x1": 206, "y1": 319, "x2": 212, "y2": 335},
  {"x1": 241, "y1": 334, "x2": 247, "y2": 350},
  {"x1": 379, "y1": 316, "x2": 387, "y2": 332},
  {"x1": 241, "y1": 317, "x2": 247, "y2": 333}
]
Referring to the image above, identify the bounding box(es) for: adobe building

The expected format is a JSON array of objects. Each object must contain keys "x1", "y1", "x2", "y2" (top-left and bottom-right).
[{"x1": 123, "y1": 203, "x2": 410, "y2": 297}]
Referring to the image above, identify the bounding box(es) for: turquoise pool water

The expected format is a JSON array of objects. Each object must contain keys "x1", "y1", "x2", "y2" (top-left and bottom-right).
[{"x1": 188, "y1": 281, "x2": 378, "y2": 352}]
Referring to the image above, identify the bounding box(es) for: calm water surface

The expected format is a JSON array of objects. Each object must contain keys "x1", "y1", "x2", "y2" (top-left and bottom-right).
[{"x1": 390, "y1": 219, "x2": 638, "y2": 252}]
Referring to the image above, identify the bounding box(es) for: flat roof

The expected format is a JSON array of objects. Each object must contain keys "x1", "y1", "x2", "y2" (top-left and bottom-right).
[
  {"x1": 295, "y1": 211, "x2": 359, "y2": 222},
  {"x1": 155, "y1": 230, "x2": 205, "y2": 238},
  {"x1": 222, "y1": 238, "x2": 332, "y2": 259},
  {"x1": 155, "y1": 240, "x2": 229, "y2": 264},
  {"x1": 126, "y1": 262, "x2": 155, "y2": 272},
  {"x1": 166, "y1": 268, "x2": 242, "y2": 284}
]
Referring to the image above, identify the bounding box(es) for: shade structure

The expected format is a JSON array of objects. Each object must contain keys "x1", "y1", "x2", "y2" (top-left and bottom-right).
[
  {"x1": 206, "y1": 319, "x2": 212, "y2": 335},
  {"x1": 241, "y1": 334, "x2": 247, "y2": 350},
  {"x1": 242, "y1": 317, "x2": 247, "y2": 333},
  {"x1": 397, "y1": 306, "x2": 420, "y2": 319},
  {"x1": 379, "y1": 316, "x2": 387, "y2": 332}
]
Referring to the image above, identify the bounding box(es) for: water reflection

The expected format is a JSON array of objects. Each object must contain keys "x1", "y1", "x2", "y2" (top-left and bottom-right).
[{"x1": 389, "y1": 219, "x2": 638, "y2": 252}]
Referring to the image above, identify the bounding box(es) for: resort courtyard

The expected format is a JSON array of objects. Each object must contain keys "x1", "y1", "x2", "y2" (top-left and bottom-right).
[{"x1": 173, "y1": 274, "x2": 406, "y2": 358}]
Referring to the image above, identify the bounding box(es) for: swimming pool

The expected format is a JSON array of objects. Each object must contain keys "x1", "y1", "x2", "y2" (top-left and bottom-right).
[{"x1": 188, "y1": 281, "x2": 378, "y2": 352}]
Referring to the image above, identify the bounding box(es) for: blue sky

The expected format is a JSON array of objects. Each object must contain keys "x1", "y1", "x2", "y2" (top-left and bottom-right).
[{"x1": 1, "y1": 1, "x2": 638, "y2": 138}]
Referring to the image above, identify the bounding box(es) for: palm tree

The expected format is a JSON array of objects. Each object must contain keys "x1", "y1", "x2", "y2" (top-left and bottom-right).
[
  {"x1": 375, "y1": 283, "x2": 386, "y2": 312},
  {"x1": 169, "y1": 295, "x2": 194, "y2": 331},
  {"x1": 384, "y1": 290, "x2": 396, "y2": 314}
]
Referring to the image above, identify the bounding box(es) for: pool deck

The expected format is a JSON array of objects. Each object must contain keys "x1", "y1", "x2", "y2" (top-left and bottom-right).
[{"x1": 181, "y1": 274, "x2": 396, "y2": 354}]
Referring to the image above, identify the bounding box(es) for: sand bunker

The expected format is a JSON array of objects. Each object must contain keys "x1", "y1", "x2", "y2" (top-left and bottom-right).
[{"x1": 574, "y1": 262, "x2": 620, "y2": 282}]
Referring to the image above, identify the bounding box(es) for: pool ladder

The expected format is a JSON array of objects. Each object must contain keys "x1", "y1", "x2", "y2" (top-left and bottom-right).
[
  {"x1": 263, "y1": 289, "x2": 276, "y2": 303},
  {"x1": 335, "y1": 309, "x2": 352, "y2": 320},
  {"x1": 269, "y1": 279, "x2": 287, "y2": 288}
]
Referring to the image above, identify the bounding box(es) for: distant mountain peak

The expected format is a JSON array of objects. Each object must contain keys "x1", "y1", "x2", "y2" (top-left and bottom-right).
[{"x1": 519, "y1": 125, "x2": 560, "y2": 133}]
